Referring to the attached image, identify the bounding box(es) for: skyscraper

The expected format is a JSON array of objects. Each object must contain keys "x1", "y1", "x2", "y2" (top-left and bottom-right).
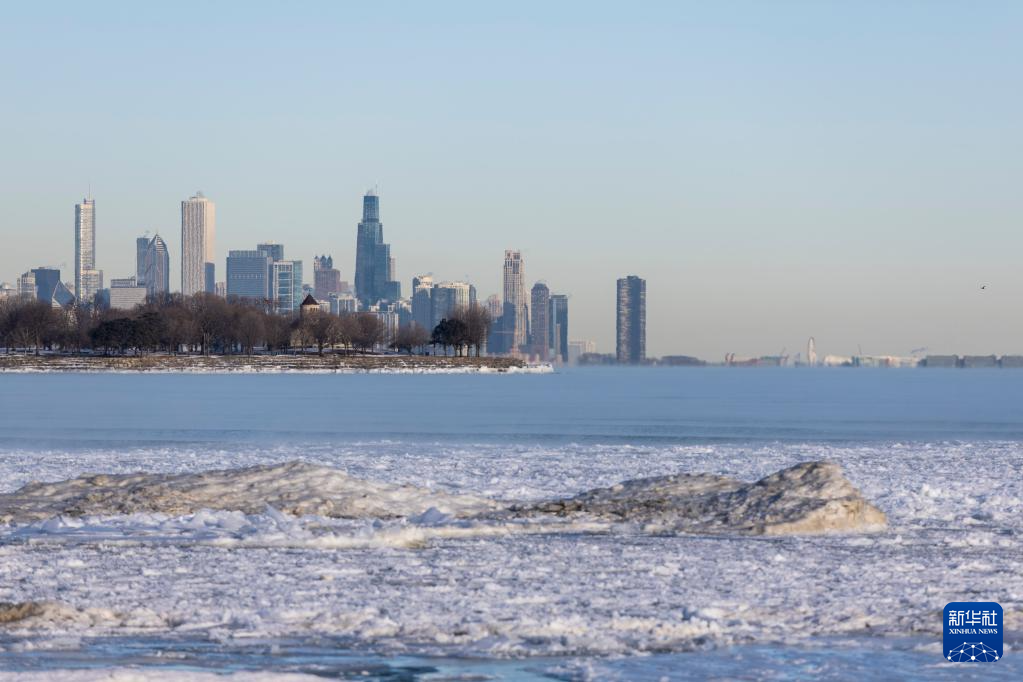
[
  {"x1": 75, "y1": 197, "x2": 102, "y2": 304},
  {"x1": 313, "y1": 255, "x2": 341, "y2": 300},
  {"x1": 549, "y1": 294, "x2": 569, "y2": 363},
  {"x1": 354, "y1": 191, "x2": 401, "y2": 306},
  {"x1": 616, "y1": 276, "x2": 646, "y2": 364},
  {"x1": 135, "y1": 236, "x2": 150, "y2": 285},
  {"x1": 181, "y1": 192, "x2": 216, "y2": 296},
  {"x1": 502, "y1": 250, "x2": 527, "y2": 352},
  {"x1": 142, "y1": 235, "x2": 170, "y2": 297},
  {"x1": 16, "y1": 271, "x2": 35, "y2": 299},
  {"x1": 530, "y1": 282, "x2": 550, "y2": 360},
  {"x1": 271, "y1": 260, "x2": 304, "y2": 314},
  {"x1": 485, "y1": 294, "x2": 502, "y2": 322},
  {"x1": 411, "y1": 275, "x2": 434, "y2": 331},
  {"x1": 430, "y1": 281, "x2": 472, "y2": 330},
  {"x1": 226, "y1": 250, "x2": 273, "y2": 301},
  {"x1": 31, "y1": 267, "x2": 61, "y2": 304},
  {"x1": 257, "y1": 243, "x2": 284, "y2": 262}
]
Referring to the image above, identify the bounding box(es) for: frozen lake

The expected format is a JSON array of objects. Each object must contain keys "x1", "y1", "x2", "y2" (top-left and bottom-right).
[{"x1": 0, "y1": 367, "x2": 1020, "y2": 680}]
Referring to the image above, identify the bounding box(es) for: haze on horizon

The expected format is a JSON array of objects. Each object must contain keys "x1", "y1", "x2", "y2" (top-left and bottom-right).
[{"x1": 1, "y1": 1, "x2": 1020, "y2": 360}]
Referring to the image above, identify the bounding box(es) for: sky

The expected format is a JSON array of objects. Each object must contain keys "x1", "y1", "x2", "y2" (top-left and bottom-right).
[{"x1": 1, "y1": 1, "x2": 1021, "y2": 359}]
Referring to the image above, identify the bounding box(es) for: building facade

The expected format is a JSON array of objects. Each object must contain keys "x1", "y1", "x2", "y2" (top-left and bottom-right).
[
  {"x1": 313, "y1": 255, "x2": 342, "y2": 300},
  {"x1": 226, "y1": 250, "x2": 273, "y2": 301},
  {"x1": 135, "y1": 236, "x2": 150, "y2": 285},
  {"x1": 109, "y1": 277, "x2": 147, "y2": 310},
  {"x1": 502, "y1": 250, "x2": 527, "y2": 352},
  {"x1": 31, "y1": 267, "x2": 62, "y2": 304},
  {"x1": 75, "y1": 197, "x2": 102, "y2": 304},
  {"x1": 430, "y1": 281, "x2": 472, "y2": 329},
  {"x1": 256, "y1": 243, "x2": 284, "y2": 262},
  {"x1": 354, "y1": 191, "x2": 401, "y2": 307},
  {"x1": 17, "y1": 271, "x2": 36, "y2": 299},
  {"x1": 549, "y1": 294, "x2": 569, "y2": 363},
  {"x1": 142, "y1": 235, "x2": 170, "y2": 297},
  {"x1": 411, "y1": 275, "x2": 434, "y2": 331},
  {"x1": 530, "y1": 282, "x2": 550, "y2": 360},
  {"x1": 271, "y1": 260, "x2": 303, "y2": 314},
  {"x1": 616, "y1": 275, "x2": 646, "y2": 364},
  {"x1": 181, "y1": 192, "x2": 216, "y2": 296}
]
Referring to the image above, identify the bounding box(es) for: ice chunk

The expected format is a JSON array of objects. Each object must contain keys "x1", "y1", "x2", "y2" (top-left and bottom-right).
[
  {"x1": 521, "y1": 461, "x2": 886, "y2": 534},
  {"x1": 0, "y1": 461, "x2": 497, "y2": 524}
]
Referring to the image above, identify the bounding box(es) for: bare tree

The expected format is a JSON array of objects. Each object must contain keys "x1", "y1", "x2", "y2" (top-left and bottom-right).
[
  {"x1": 236, "y1": 310, "x2": 266, "y2": 355},
  {"x1": 264, "y1": 314, "x2": 294, "y2": 353},
  {"x1": 335, "y1": 314, "x2": 358, "y2": 355},
  {"x1": 452, "y1": 304, "x2": 492, "y2": 357},
  {"x1": 13, "y1": 301, "x2": 57, "y2": 355},
  {"x1": 302, "y1": 311, "x2": 342, "y2": 356},
  {"x1": 391, "y1": 322, "x2": 429, "y2": 355},
  {"x1": 351, "y1": 313, "x2": 386, "y2": 353},
  {"x1": 188, "y1": 294, "x2": 231, "y2": 355}
]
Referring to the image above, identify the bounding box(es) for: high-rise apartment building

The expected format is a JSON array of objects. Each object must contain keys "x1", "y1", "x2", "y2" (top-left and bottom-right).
[
  {"x1": 549, "y1": 294, "x2": 569, "y2": 363},
  {"x1": 430, "y1": 281, "x2": 472, "y2": 329},
  {"x1": 313, "y1": 255, "x2": 342, "y2": 300},
  {"x1": 135, "y1": 237, "x2": 151, "y2": 284},
  {"x1": 17, "y1": 271, "x2": 36, "y2": 299},
  {"x1": 181, "y1": 192, "x2": 216, "y2": 296},
  {"x1": 142, "y1": 235, "x2": 170, "y2": 297},
  {"x1": 502, "y1": 250, "x2": 527, "y2": 352},
  {"x1": 75, "y1": 197, "x2": 102, "y2": 304},
  {"x1": 485, "y1": 294, "x2": 502, "y2": 322},
  {"x1": 411, "y1": 275, "x2": 434, "y2": 331},
  {"x1": 271, "y1": 260, "x2": 304, "y2": 314},
  {"x1": 354, "y1": 191, "x2": 401, "y2": 306},
  {"x1": 530, "y1": 282, "x2": 550, "y2": 360},
  {"x1": 616, "y1": 275, "x2": 646, "y2": 364}
]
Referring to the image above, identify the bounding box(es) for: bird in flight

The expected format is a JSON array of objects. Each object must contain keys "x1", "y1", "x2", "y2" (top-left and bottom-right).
[{"x1": 980, "y1": 285, "x2": 988, "y2": 290}]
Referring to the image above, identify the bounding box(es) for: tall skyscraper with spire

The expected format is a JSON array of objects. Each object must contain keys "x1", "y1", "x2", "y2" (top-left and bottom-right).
[
  {"x1": 502, "y1": 250, "x2": 527, "y2": 352},
  {"x1": 75, "y1": 197, "x2": 103, "y2": 304},
  {"x1": 354, "y1": 191, "x2": 400, "y2": 306},
  {"x1": 181, "y1": 192, "x2": 216, "y2": 296}
]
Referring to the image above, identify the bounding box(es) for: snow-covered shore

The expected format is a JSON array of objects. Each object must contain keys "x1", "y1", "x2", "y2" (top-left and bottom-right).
[{"x1": 0, "y1": 354, "x2": 550, "y2": 374}]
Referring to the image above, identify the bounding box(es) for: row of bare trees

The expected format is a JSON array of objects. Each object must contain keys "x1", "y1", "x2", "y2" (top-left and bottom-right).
[{"x1": 0, "y1": 294, "x2": 492, "y2": 356}]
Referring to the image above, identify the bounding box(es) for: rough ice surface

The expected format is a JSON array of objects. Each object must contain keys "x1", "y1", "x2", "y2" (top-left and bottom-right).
[
  {"x1": 0, "y1": 440, "x2": 1020, "y2": 667},
  {"x1": 0, "y1": 461, "x2": 497, "y2": 524},
  {"x1": 0, "y1": 459, "x2": 883, "y2": 535},
  {"x1": 517, "y1": 460, "x2": 886, "y2": 534}
]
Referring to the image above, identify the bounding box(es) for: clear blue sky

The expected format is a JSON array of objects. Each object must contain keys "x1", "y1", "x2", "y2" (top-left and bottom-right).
[{"x1": 2, "y1": 1, "x2": 1020, "y2": 358}]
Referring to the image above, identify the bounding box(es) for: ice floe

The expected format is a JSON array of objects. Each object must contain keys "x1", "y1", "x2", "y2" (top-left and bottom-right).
[
  {"x1": 0, "y1": 460, "x2": 882, "y2": 536},
  {"x1": 0, "y1": 461, "x2": 497, "y2": 524},
  {"x1": 519, "y1": 461, "x2": 887, "y2": 534}
]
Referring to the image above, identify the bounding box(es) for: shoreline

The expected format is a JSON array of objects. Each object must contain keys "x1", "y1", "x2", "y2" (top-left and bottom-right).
[{"x1": 0, "y1": 354, "x2": 549, "y2": 374}]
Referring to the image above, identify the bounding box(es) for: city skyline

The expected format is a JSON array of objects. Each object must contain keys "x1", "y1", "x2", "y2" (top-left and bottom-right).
[{"x1": 2, "y1": 3, "x2": 1021, "y2": 358}]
